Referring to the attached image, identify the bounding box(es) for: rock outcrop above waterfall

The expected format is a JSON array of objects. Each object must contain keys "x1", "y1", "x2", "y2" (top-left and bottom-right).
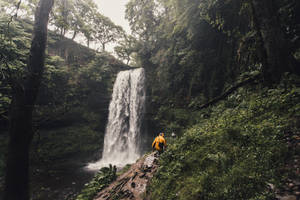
[{"x1": 94, "y1": 152, "x2": 158, "y2": 200}]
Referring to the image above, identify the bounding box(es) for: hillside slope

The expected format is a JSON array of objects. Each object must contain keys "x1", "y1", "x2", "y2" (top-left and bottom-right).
[
  {"x1": 74, "y1": 75, "x2": 300, "y2": 200},
  {"x1": 148, "y1": 75, "x2": 300, "y2": 200}
]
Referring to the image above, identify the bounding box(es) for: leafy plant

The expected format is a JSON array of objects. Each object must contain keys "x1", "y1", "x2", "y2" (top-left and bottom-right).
[{"x1": 76, "y1": 164, "x2": 117, "y2": 200}]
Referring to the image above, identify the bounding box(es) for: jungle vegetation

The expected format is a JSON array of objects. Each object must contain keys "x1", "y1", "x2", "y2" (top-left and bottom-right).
[{"x1": 0, "y1": 0, "x2": 299, "y2": 199}]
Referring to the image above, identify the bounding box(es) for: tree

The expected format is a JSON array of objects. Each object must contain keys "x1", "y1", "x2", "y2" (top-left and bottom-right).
[
  {"x1": 23, "y1": 0, "x2": 40, "y2": 19},
  {"x1": 50, "y1": 0, "x2": 98, "y2": 42},
  {"x1": 69, "y1": 0, "x2": 87, "y2": 40},
  {"x1": 73, "y1": 0, "x2": 98, "y2": 46},
  {"x1": 250, "y1": 0, "x2": 300, "y2": 83},
  {"x1": 0, "y1": 0, "x2": 26, "y2": 17},
  {"x1": 125, "y1": 0, "x2": 160, "y2": 42},
  {"x1": 3, "y1": 0, "x2": 54, "y2": 199},
  {"x1": 93, "y1": 13, "x2": 124, "y2": 51},
  {"x1": 114, "y1": 34, "x2": 137, "y2": 64},
  {"x1": 51, "y1": 0, "x2": 74, "y2": 36}
]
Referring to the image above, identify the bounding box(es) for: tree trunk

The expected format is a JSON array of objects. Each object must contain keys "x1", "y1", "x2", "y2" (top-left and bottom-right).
[
  {"x1": 63, "y1": 28, "x2": 67, "y2": 36},
  {"x1": 87, "y1": 38, "x2": 90, "y2": 48},
  {"x1": 251, "y1": 0, "x2": 300, "y2": 84},
  {"x1": 3, "y1": 0, "x2": 54, "y2": 200},
  {"x1": 71, "y1": 30, "x2": 77, "y2": 40}
]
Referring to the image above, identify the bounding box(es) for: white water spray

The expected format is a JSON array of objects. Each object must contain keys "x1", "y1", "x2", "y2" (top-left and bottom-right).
[{"x1": 87, "y1": 68, "x2": 146, "y2": 170}]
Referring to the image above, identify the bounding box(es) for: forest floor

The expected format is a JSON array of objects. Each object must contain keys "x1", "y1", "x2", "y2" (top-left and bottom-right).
[{"x1": 94, "y1": 152, "x2": 159, "y2": 200}]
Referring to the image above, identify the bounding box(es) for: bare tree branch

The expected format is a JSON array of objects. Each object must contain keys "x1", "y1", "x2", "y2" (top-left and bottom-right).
[{"x1": 195, "y1": 74, "x2": 261, "y2": 110}]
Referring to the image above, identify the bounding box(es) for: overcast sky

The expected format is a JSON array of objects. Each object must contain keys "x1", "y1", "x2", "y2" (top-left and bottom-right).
[{"x1": 94, "y1": 0, "x2": 131, "y2": 34}]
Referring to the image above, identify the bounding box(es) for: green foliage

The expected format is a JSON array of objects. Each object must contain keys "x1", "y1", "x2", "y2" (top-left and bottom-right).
[
  {"x1": 114, "y1": 35, "x2": 137, "y2": 64},
  {"x1": 155, "y1": 106, "x2": 200, "y2": 135},
  {"x1": 0, "y1": 15, "x2": 127, "y2": 182},
  {"x1": 50, "y1": 0, "x2": 98, "y2": 40},
  {"x1": 76, "y1": 164, "x2": 117, "y2": 200},
  {"x1": 48, "y1": 0, "x2": 126, "y2": 48},
  {"x1": 0, "y1": 15, "x2": 124, "y2": 131},
  {"x1": 0, "y1": 17, "x2": 31, "y2": 72},
  {"x1": 125, "y1": 0, "x2": 243, "y2": 132},
  {"x1": 1, "y1": 0, "x2": 125, "y2": 49},
  {"x1": 125, "y1": 0, "x2": 299, "y2": 135},
  {"x1": 93, "y1": 13, "x2": 124, "y2": 51},
  {"x1": 125, "y1": 0, "x2": 160, "y2": 41},
  {"x1": 0, "y1": 16, "x2": 32, "y2": 122},
  {"x1": 149, "y1": 78, "x2": 300, "y2": 200}
]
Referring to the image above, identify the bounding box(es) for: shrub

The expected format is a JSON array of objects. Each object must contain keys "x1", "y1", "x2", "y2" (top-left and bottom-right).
[{"x1": 76, "y1": 164, "x2": 117, "y2": 200}]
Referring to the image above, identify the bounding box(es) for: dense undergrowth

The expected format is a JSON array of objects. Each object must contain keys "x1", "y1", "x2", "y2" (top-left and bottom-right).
[{"x1": 150, "y1": 75, "x2": 300, "y2": 200}]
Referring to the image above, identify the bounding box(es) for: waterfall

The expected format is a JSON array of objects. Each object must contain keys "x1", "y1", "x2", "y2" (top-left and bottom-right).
[{"x1": 87, "y1": 68, "x2": 146, "y2": 169}]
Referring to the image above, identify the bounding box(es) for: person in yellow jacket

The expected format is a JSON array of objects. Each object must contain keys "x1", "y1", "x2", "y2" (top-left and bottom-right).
[{"x1": 152, "y1": 132, "x2": 167, "y2": 154}]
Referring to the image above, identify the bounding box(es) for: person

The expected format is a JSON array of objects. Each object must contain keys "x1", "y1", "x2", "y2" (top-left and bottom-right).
[{"x1": 152, "y1": 132, "x2": 167, "y2": 154}]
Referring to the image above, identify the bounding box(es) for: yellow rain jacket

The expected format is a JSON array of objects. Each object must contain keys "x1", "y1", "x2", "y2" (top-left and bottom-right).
[{"x1": 152, "y1": 135, "x2": 166, "y2": 152}]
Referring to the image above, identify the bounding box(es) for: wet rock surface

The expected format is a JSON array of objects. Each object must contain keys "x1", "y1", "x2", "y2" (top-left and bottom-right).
[{"x1": 94, "y1": 152, "x2": 158, "y2": 200}]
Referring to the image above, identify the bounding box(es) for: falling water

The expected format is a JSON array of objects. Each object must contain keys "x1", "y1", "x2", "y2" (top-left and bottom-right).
[{"x1": 87, "y1": 68, "x2": 146, "y2": 170}]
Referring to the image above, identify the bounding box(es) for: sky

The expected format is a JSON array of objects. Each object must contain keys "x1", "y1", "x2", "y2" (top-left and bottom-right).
[{"x1": 94, "y1": 0, "x2": 131, "y2": 34}]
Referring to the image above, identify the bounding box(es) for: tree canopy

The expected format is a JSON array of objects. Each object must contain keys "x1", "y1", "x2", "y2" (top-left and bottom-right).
[{"x1": 0, "y1": 0, "x2": 126, "y2": 51}]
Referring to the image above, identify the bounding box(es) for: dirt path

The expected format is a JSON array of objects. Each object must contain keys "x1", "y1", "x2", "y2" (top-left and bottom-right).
[{"x1": 94, "y1": 152, "x2": 159, "y2": 200}]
